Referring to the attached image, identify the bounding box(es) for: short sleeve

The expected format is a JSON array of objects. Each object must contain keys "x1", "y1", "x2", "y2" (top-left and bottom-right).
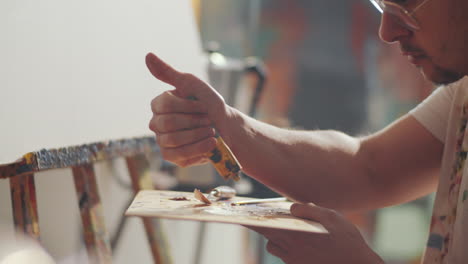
[{"x1": 409, "y1": 85, "x2": 456, "y2": 143}]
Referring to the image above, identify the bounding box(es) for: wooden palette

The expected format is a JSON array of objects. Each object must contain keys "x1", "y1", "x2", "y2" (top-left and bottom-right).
[{"x1": 125, "y1": 190, "x2": 327, "y2": 234}]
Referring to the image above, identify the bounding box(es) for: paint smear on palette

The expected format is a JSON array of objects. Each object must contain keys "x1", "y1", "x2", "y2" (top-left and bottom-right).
[
  {"x1": 132, "y1": 190, "x2": 290, "y2": 218},
  {"x1": 200, "y1": 200, "x2": 291, "y2": 219},
  {"x1": 169, "y1": 197, "x2": 189, "y2": 201},
  {"x1": 126, "y1": 190, "x2": 328, "y2": 233}
]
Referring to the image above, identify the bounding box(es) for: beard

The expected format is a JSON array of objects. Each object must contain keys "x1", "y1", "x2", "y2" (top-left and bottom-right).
[
  {"x1": 400, "y1": 43, "x2": 466, "y2": 85},
  {"x1": 420, "y1": 63, "x2": 465, "y2": 86}
]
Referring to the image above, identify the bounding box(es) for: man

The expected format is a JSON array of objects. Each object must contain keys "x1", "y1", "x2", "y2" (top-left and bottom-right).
[{"x1": 146, "y1": 0, "x2": 468, "y2": 262}]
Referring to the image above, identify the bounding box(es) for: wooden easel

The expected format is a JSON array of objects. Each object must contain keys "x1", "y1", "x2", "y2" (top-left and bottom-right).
[{"x1": 0, "y1": 136, "x2": 172, "y2": 264}]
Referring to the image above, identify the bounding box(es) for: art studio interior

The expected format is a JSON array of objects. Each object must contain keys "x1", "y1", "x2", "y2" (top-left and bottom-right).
[{"x1": 1, "y1": 1, "x2": 438, "y2": 264}]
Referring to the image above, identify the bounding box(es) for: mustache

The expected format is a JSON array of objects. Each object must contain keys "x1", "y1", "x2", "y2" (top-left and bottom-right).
[{"x1": 400, "y1": 44, "x2": 426, "y2": 55}]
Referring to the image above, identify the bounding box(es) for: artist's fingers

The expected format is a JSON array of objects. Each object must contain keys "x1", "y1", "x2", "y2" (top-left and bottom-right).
[
  {"x1": 151, "y1": 91, "x2": 208, "y2": 114},
  {"x1": 156, "y1": 127, "x2": 216, "y2": 148},
  {"x1": 266, "y1": 241, "x2": 289, "y2": 261},
  {"x1": 290, "y1": 203, "x2": 340, "y2": 231},
  {"x1": 178, "y1": 155, "x2": 210, "y2": 167},
  {"x1": 160, "y1": 137, "x2": 217, "y2": 166},
  {"x1": 149, "y1": 114, "x2": 212, "y2": 133},
  {"x1": 245, "y1": 226, "x2": 289, "y2": 255}
]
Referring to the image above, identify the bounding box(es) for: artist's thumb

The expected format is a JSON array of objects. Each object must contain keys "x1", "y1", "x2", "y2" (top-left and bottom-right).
[
  {"x1": 146, "y1": 52, "x2": 225, "y2": 107},
  {"x1": 146, "y1": 53, "x2": 185, "y2": 87},
  {"x1": 290, "y1": 203, "x2": 339, "y2": 230}
]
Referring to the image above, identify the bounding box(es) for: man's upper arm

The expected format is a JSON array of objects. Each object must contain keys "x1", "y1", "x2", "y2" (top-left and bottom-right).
[{"x1": 360, "y1": 114, "x2": 444, "y2": 207}]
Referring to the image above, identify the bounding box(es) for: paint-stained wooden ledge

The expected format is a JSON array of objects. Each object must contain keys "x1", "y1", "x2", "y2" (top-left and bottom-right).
[{"x1": 0, "y1": 136, "x2": 159, "y2": 179}]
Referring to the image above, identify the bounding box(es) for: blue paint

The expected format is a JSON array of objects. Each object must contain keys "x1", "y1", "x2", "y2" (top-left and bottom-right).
[{"x1": 427, "y1": 233, "x2": 444, "y2": 250}]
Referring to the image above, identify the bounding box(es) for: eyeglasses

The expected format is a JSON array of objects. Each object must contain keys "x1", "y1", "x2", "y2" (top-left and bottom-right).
[{"x1": 370, "y1": 0, "x2": 432, "y2": 31}]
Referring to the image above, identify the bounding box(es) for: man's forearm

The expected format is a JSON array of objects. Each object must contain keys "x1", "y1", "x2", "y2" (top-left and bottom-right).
[{"x1": 220, "y1": 107, "x2": 374, "y2": 211}]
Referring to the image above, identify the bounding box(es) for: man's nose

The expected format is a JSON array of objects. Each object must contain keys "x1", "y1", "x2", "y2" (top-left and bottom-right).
[{"x1": 379, "y1": 12, "x2": 412, "y2": 43}]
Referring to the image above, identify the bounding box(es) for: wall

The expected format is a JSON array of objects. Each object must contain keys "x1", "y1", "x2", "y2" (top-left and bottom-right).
[{"x1": 0, "y1": 1, "x2": 244, "y2": 263}]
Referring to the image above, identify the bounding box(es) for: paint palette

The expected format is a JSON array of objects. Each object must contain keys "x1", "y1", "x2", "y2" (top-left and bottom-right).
[{"x1": 125, "y1": 190, "x2": 326, "y2": 233}]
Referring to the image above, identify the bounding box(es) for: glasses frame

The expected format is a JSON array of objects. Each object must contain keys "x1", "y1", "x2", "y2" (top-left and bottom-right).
[{"x1": 370, "y1": 0, "x2": 433, "y2": 30}]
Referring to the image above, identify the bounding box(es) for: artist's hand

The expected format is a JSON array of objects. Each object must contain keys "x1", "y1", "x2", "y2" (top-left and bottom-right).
[
  {"x1": 248, "y1": 203, "x2": 384, "y2": 264},
  {"x1": 146, "y1": 53, "x2": 230, "y2": 167}
]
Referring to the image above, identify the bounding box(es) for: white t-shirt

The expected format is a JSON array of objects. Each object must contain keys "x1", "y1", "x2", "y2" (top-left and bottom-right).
[
  {"x1": 409, "y1": 82, "x2": 458, "y2": 143},
  {"x1": 409, "y1": 76, "x2": 468, "y2": 263}
]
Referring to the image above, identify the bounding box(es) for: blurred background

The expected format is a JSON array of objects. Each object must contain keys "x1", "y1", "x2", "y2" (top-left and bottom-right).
[{"x1": 0, "y1": 0, "x2": 436, "y2": 263}]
